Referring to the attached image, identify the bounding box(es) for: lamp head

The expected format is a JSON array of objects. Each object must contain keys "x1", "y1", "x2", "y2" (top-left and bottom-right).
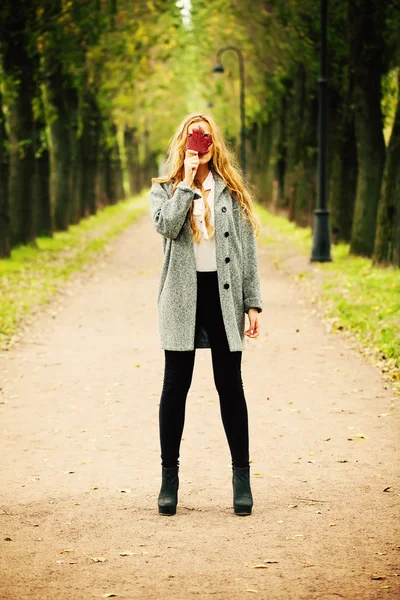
[{"x1": 212, "y1": 63, "x2": 225, "y2": 74}]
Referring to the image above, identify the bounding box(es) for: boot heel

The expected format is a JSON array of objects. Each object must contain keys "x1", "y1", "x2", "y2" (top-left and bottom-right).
[
  {"x1": 232, "y1": 466, "x2": 253, "y2": 516},
  {"x1": 158, "y1": 466, "x2": 179, "y2": 516}
]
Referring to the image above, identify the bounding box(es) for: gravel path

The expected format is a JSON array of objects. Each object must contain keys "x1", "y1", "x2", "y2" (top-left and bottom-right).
[{"x1": 1, "y1": 210, "x2": 399, "y2": 600}]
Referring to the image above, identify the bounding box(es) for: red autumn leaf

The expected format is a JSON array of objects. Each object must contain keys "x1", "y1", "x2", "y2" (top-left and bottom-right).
[{"x1": 186, "y1": 126, "x2": 213, "y2": 156}]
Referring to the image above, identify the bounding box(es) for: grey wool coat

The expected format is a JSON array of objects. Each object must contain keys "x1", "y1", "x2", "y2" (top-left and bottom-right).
[{"x1": 149, "y1": 170, "x2": 263, "y2": 352}]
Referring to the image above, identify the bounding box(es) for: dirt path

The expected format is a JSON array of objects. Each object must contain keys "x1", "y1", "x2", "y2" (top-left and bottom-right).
[{"x1": 1, "y1": 210, "x2": 399, "y2": 600}]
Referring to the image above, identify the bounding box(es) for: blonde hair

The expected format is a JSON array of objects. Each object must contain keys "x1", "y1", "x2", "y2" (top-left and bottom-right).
[{"x1": 152, "y1": 112, "x2": 260, "y2": 242}]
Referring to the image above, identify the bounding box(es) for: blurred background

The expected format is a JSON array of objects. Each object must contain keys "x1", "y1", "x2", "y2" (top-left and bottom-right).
[{"x1": 0, "y1": 0, "x2": 399, "y2": 265}]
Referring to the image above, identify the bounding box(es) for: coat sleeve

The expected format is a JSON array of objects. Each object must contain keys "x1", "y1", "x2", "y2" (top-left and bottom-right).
[
  {"x1": 150, "y1": 181, "x2": 201, "y2": 240},
  {"x1": 240, "y1": 212, "x2": 263, "y2": 314}
]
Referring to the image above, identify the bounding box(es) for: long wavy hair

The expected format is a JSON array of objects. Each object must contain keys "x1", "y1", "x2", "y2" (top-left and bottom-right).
[{"x1": 151, "y1": 113, "x2": 260, "y2": 242}]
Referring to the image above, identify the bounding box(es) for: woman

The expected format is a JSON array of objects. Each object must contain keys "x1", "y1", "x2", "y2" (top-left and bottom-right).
[{"x1": 150, "y1": 112, "x2": 263, "y2": 517}]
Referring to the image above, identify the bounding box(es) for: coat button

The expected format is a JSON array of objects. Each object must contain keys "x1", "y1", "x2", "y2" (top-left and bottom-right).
[
  {"x1": 224, "y1": 231, "x2": 229, "y2": 237},
  {"x1": 222, "y1": 206, "x2": 227, "y2": 212},
  {"x1": 225, "y1": 257, "x2": 230, "y2": 263},
  {"x1": 224, "y1": 283, "x2": 230, "y2": 290}
]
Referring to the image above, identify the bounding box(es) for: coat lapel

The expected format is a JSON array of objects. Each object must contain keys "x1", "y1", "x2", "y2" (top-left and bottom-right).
[{"x1": 212, "y1": 170, "x2": 228, "y2": 208}]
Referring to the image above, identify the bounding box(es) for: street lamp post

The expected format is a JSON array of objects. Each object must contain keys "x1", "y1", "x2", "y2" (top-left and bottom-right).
[
  {"x1": 213, "y1": 46, "x2": 246, "y2": 176},
  {"x1": 311, "y1": 0, "x2": 332, "y2": 262}
]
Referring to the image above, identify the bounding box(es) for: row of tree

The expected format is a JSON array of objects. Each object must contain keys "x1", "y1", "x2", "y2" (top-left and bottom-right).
[
  {"x1": 0, "y1": 0, "x2": 178, "y2": 258},
  {"x1": 1, "y1": 0, "x2": 399, "y2": 267},
  {"x1": 191, "y1": 0, "x2": 400, "y2": 266}
]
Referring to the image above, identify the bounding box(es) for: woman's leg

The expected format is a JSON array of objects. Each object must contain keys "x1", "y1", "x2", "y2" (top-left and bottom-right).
[
  {"x1": 159, "y1": 349, "x2": 195, "y2": 468},
  {"x1": 197, "y1": 272, "x2": 250, "y2": 469},
  {"x1": 210, "y1": 347, "x2": 250, "y2": 469}
]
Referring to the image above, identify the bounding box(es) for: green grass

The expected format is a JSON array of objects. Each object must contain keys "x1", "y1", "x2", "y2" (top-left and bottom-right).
[
  {"x1": 256, "y1": 205, "x2": 400, "y2": 387},
  {"x1": 0, "y1": 190, "x2": 149, "y2": 347}
]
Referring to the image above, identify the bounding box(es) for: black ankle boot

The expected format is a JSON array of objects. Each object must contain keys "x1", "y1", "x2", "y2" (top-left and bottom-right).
[
  {"x1": 158, "y1": 466, "x2": 179, "y2": 515},
  {"x1": 232, "y1": 466, "x2": 253, "y2": 516}
]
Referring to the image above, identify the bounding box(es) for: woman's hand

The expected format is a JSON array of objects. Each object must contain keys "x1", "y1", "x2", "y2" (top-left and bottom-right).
[
  {"x1": 244, "y1": 308, "x2": 260, "y2": 338},
  {"x1": 183, "y1": 149, "x2": 200, "y2": 187}
]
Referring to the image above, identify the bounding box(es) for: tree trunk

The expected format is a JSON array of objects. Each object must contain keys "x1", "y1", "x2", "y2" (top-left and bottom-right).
[
  {"x1": 328, "y1": 88, "x2": 358, "y2": 243},
  {"x1": 96, "y1": 130, "x2": 108, "y2": 208},
  {"x1": 32, "y1": 92, "x2": 52, "y2": 238},
  {"x1": 7, "y1": 75, "x2": 36, "y2": 248},
  {"x1": 283, "y1": 67, "x2": 304, "y2": 221},
  {"x1": 104, "y1": 123, "x2": 125, "y2": 204},
  {"x1": 67, "y1": 87, "x2": 81, "y2": 225},
  {"x1": 288, "y1": 66, "x2": 318, "y2": 228},
  {"x1": 48, "y1": 64, "x2": 72, "y2": 231},
  {"x1": 124, "y1": 126, "x2": 141, "y2": 195},
  {"x1": 254, "y1": 120, "x2": 273, "y2": 205},
  {"x1": 81, "y1": 87, "x2": 101, "y2": 217},
  {"x1": 2, "y1": 4, "x2": 36, "y2": 248},
  {"x1": 275, "y1": 94, "x2": 287, "y2": 208},
  {"x1": 373, "y1": 72, "x2": 400, "y2": 266},
  {"x1": 349, "y1": 1, "x2": 387, "y2": 257},
  {"x1": 264, "y1": 117, "x2": 280, "y2": 209},
  {"x1": 0, "y1": 91, "x2": 10, "y2": 257}
]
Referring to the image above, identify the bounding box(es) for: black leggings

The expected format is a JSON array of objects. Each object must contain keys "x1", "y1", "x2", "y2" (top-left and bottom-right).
[{"x1": 159, "y1": 270, "x2": 250, "y2": 469}]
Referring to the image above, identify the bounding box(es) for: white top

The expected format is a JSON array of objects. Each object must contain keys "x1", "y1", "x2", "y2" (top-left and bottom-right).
[{"x1": 192, "y1": 170, "x2": 217, "y2": 272}]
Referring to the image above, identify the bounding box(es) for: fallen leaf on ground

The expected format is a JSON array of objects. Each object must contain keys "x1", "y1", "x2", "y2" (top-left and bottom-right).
[
  {"x1": 91, "y1": 557, "x2": 107, "y2": 562},
  {"x1": 288, "y1": 504, "x2": 298, "y2": 508},
  {"x1": 263, "y1": 560, "x2": 279, "y2": 564},
  {"x1": 371, "y1": 574, "x2": 386, "y2": 580},
  {"x1": 252, "y1": 564, "x2": 268, "y2": 568},
  {"x1": 120, "y1": 551, "x2": 137, "y2": 556}
]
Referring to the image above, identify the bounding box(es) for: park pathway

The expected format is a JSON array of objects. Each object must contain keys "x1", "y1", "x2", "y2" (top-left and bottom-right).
[{"x1": 1, "y1": 208, "x2": 399, "y2": 600}]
